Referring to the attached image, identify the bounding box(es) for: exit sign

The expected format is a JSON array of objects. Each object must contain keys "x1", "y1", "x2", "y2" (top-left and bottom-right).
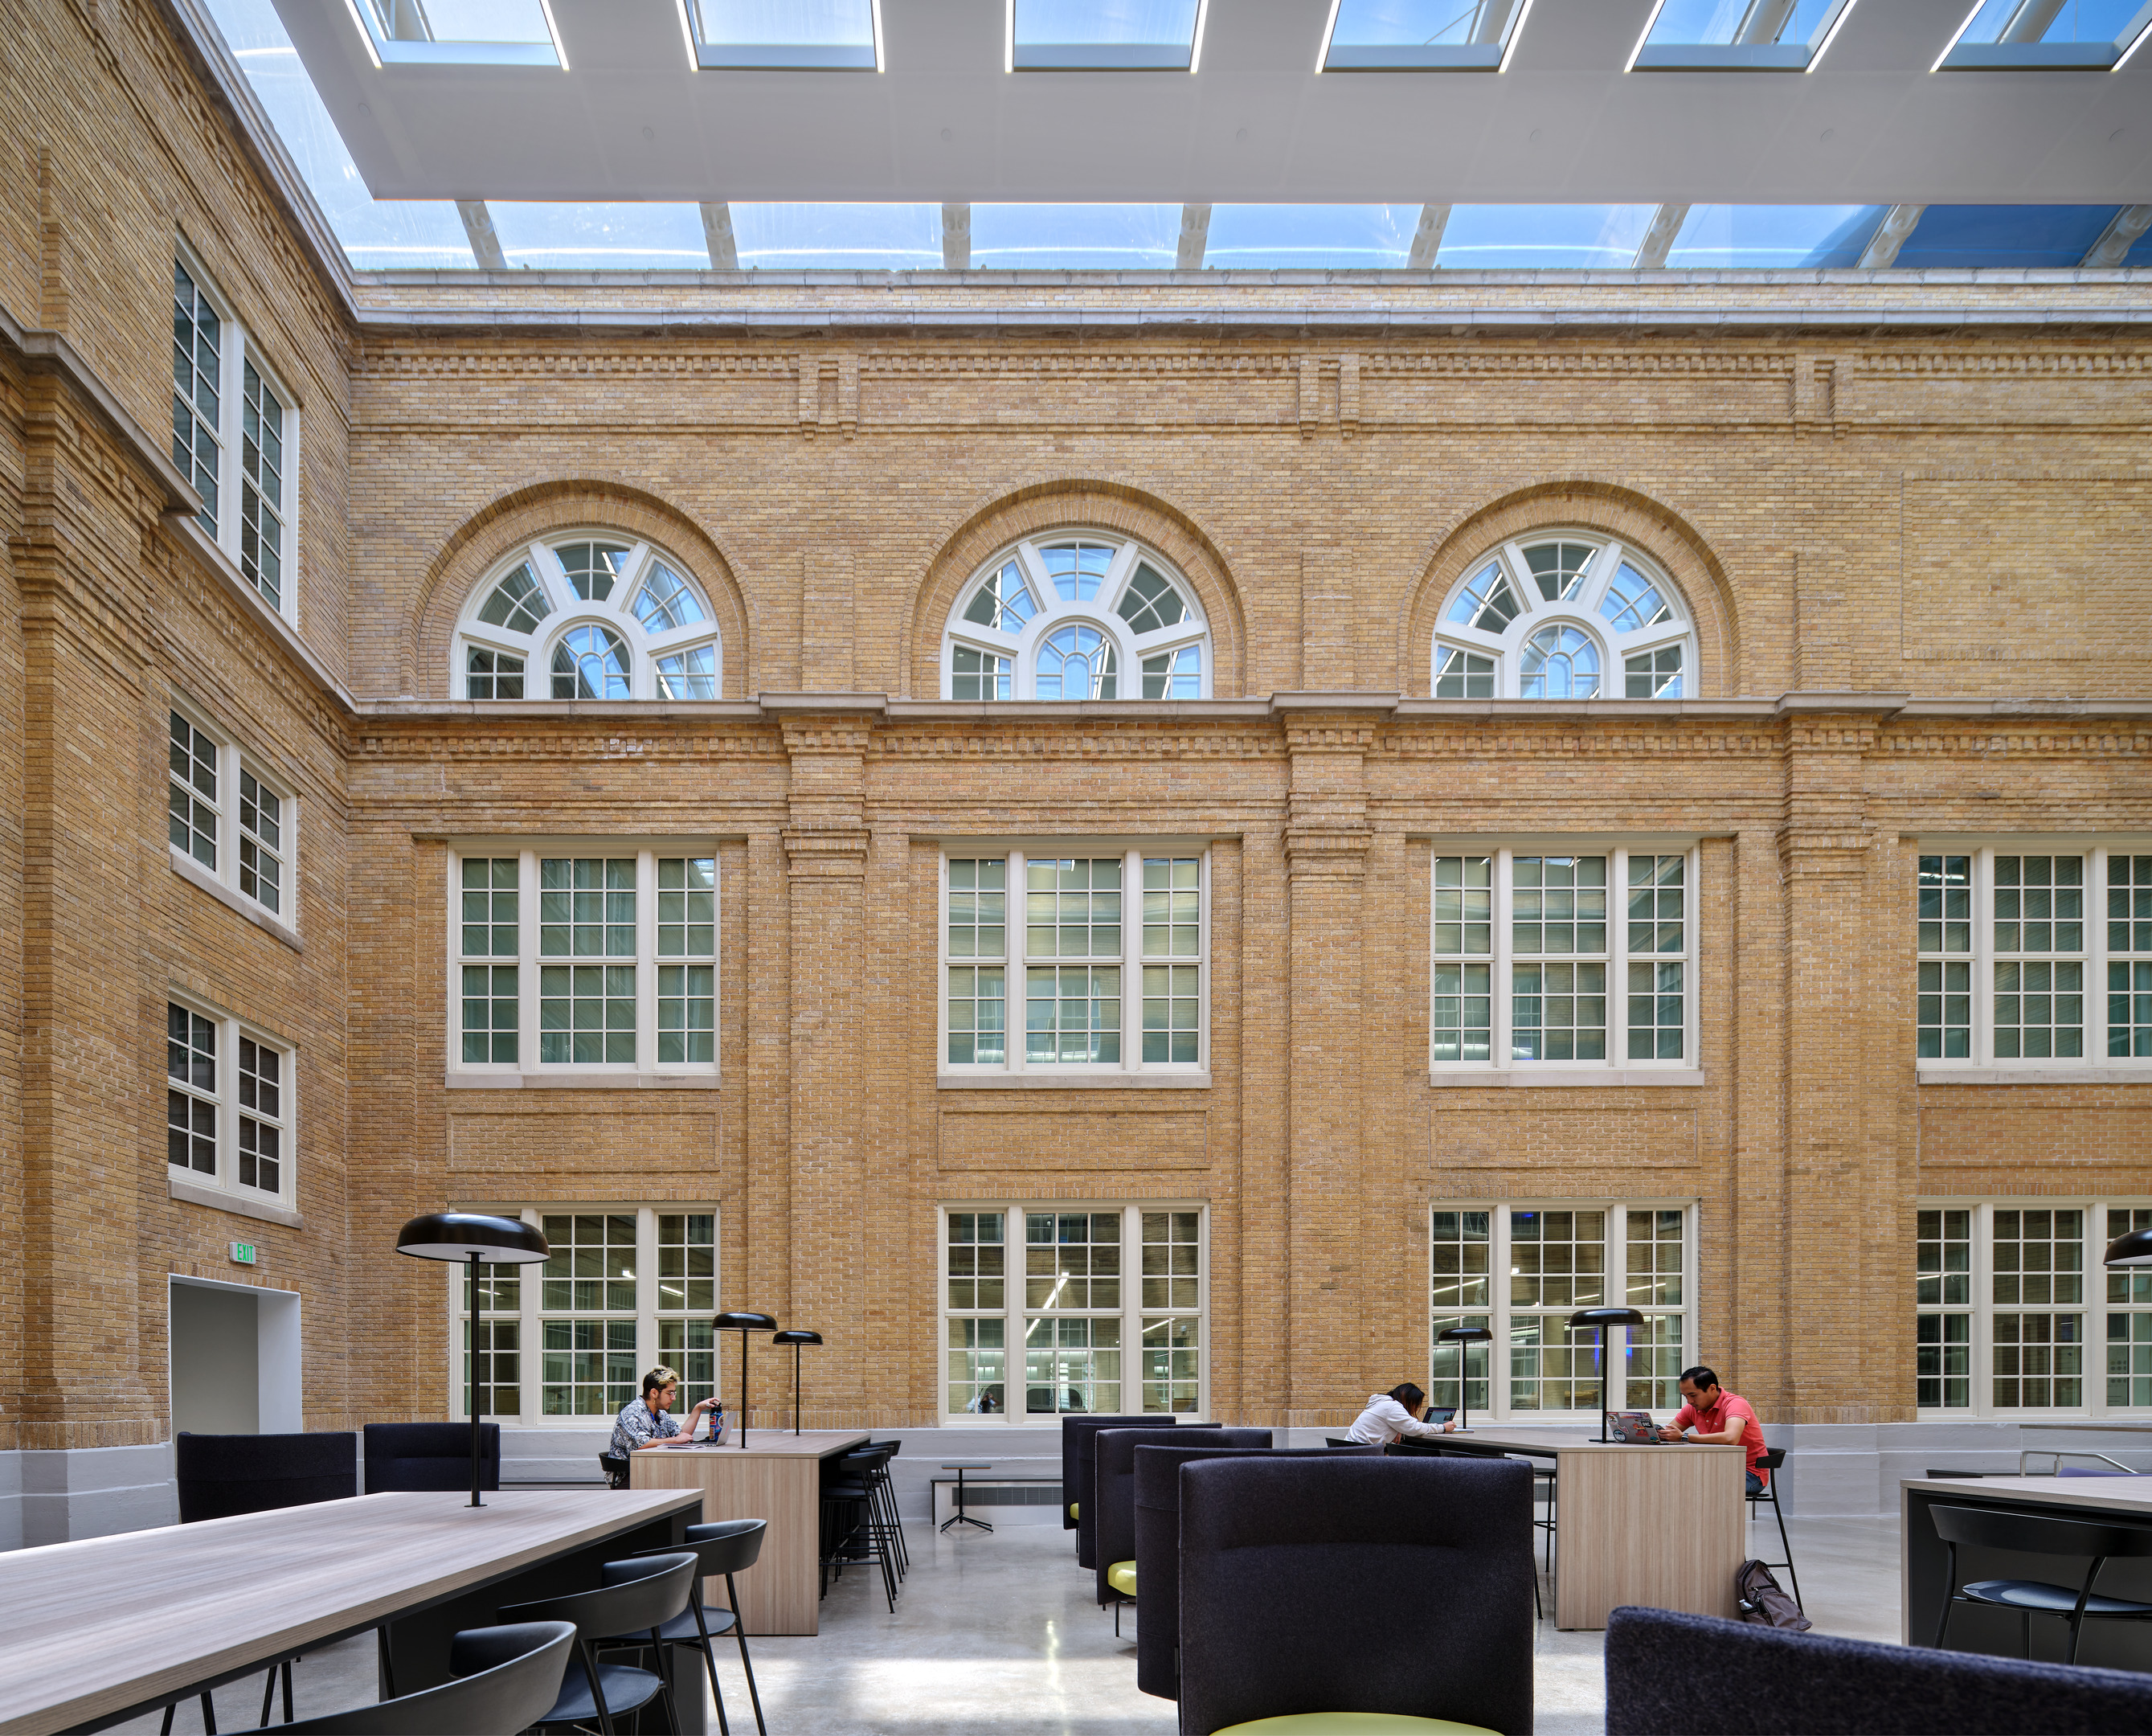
[{"x1": 230, "y1": 1241, "x2": 258, "y2": 1266}]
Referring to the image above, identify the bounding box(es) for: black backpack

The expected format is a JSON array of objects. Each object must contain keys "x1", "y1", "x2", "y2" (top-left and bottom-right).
[{"x1": 1735, "y1": 1558, "x2": 1811, "y2": 1631}]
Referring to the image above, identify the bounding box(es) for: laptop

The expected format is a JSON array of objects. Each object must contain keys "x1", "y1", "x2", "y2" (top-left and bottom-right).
[
  {"x1": 1606, "y1": 1410, "x2": 1663, "y2": 1444},
  {"x1": 1426, "y1": 1406, "x2": 1457, "y2": 1427}
]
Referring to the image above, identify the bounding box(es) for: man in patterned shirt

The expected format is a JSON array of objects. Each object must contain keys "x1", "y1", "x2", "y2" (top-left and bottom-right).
[{"x1": 612, "y1": 1365, "x2": 720, "y2": 1458}]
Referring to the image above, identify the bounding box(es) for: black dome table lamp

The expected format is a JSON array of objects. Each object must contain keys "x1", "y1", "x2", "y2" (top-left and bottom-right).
[
  {"x1": 1566, "y1": 1306, "x2": 1646, "y2": 1443},
  {"x1": 2106, "y1": 1222, "x2": 2152, "y2": 1270},
  {"x1": 395, "y1": 1212, "x2": 550, "y2": 1507},
  {"x1": 772, "y1": 1329, "x2": 824, "y2": 1435},
  {"x1": 1436, "y1": 1324, "x2": 1495, "y2": 1432},
  {"x1": 714, "y1": 1312, "x2": 779, "y2": 1447}
]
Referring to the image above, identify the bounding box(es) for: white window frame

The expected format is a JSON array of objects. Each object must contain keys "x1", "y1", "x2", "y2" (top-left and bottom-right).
[
  {"x1": 1428, "y1": 1200, "x2": 1698, "y2": 1425},
  {"x1": 1428, "y1": 841, "x2": 1699, "y2": 1078},
  {"x1": 938, "y1": 1201, "x2": 1209, "y2": 1425},
  {"x1": 447, "y1": 840, "x2": 721, "y2": 1083},
  {"x1": 1916, "y1": 1197, "x2": 2152, "y2": 1420},
  {"x1": 168, "y1": 698, "x2": 299, "y2": 932},
  {"x1": 174, "y1": 238, "x2": 299, "y2": 621},
  {"x1": 941, "y1": 533, "x2": 1212, "y2": 703},
  {"x1": 165, "y1": 993, "x2": 297, "y2": 1211},
  {"x1": 939, "y1": 841, "x2": 1209, "y2": 1082},
  {"x1": 1916, "y1": 841, "x2": 2152, "y2": 1075},
  {"x1": 448, "y1": 1204, "x2": 722, "y2": 1425}
]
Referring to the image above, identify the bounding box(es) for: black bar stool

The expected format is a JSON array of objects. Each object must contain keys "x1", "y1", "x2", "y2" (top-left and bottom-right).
[
  {"x1": 1748, "y1": 1446, "x2": 1802, "y2": 1610},
  {"x1": 1930, "y1": 1502, "x2": 2152, "y2": 1664},
  {"x1": 606, "y1": 1521, "x2": 769, "y2": 1736},
  {"x1": 500, "y1": 1552, "x2": 699, "y2": 1735}
]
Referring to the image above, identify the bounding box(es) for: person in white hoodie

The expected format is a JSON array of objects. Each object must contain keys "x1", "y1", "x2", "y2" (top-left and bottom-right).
[{"x1": 1346, "y1": 1382, "x2": 1459, "y2": 1445}]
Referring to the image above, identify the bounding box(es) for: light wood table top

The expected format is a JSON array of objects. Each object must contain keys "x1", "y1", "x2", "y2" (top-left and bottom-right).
[
  {"x1": 0, "y1": 1488, "x2": 701, "y2": 1736},
  {"x1": 645, "y1": 1428, "x2": 869, "y2": 1459},
  {"x1": 1903, "y1": 1474, "x2": 2152, "y2": 1514},
  {"x1": 1433, "y1": 1430, "x2": 1746, "y2": 1457}
]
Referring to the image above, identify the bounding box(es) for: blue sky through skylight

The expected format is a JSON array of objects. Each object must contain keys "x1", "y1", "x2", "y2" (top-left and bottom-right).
[
  {"x1": 1324, "y1": 0, "x2": 1520, "y2": 68},
  {"x1": 1956, "y1": 0, "x2": 2150, "y2": 43},
  {"x1": 1205, "y1": 206, "x2": 1419, "y2": 269},
  {"x1": 1643, "y1": 0, "x2": 1845, "y2": 46},
  {"x1": 486, "y1": 204, "x2": 710, "y2": 270},
  {"x1": 1012, "y1": 0, "x2": 1201, "y2": 67},
  {"x1": 1665, "y1": 206, "x2": 1884, "y2": 268},
  {"x1": 367, "y1": 0, "x2": 553, "y2": 42},
  {"x1": 1437, "y1": 207, "x2": 1656, "y2": 268},
  {"x1": 971, "y1": 206, "x2": 1180, "y2": 268},
  {"x1": 689, "y1": 0, "x2": 878, "y2": 67},
  {"x1": 1893, "y1": 205, "x2": 2123, "y2": 269},
  {"x1": 729, "y1": 204, "x2": 942, "y2": 268}
]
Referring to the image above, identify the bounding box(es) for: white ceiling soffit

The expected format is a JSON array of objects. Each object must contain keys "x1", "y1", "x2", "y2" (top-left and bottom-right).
[{"x1": 278, "y1": 0, "x2": 2152, "y2": 206}]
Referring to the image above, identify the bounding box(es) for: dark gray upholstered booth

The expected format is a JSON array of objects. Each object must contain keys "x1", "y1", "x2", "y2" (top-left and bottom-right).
[
  {"x1": 1131, "y1": 1443, "x2": 1378, "y2": 1701},
  {"x1": 1095, "y1": 1427, "x2": 1270, "y2": 1607},
  {"x1": 175, "y1": 1431, "x2": 358, "y2": 1522},
  {"x1": 363, "y1": 1422, "x2": 501, "y2": 1494},
  {"x1": 1062, "y1": 1415, "x2": 1150, "y2": 1533},
  {"x1": 1176, "y1": 1454, "x2": 1535, "y2": 1736},
  {"x1": 1604, "y1": 1604, "x2": 2152, "y2": 1735},
  {"x1": 1072, "y1": 1415, "x2": 1194, "y2": 1569}
]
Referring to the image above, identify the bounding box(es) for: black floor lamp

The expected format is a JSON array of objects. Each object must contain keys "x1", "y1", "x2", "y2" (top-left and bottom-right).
[
  {"x1": 772, "y1": 1329, "x2": 823, "y2": 1435},
  {"x1": 2107, "y1": 1222, "x2": 2152, "y2": 1271},
  {"x1": 1436, "y1": 1324, "x2": 1495, "y2": 1431},
  {"x1": 714, "y1": 1312, "x2": 779, "y2": 1448},
  {"x1": 395, "y1": 1211, "x2": 550, "y2": 1507},
  {"x1": 1565, "y1": 1305, "x2": 1645, "y2": 1443}
]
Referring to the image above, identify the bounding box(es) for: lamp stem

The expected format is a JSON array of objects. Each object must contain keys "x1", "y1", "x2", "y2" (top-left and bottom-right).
[
  {"x1": 794, "y1": 1344, "x2": 802, "y2": 1435},
  {"x1": 1598, "y1": 1329, "x2": 1609, "y2": 1443},
  {"x1": 468, "y1": 1251, "x2": 484, "y2": 1508}
]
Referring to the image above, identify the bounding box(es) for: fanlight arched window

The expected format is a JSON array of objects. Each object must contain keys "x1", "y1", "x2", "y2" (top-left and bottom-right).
[
  {"x1": 1431, "y1": 532, "x2": 1693, "y2": 702},
  {"x1": 456, "y1": 533, "x2": 722, "y2": 702},
  {"x1": 943, "y1": 534, "x2": 1210, "y2": 702}
]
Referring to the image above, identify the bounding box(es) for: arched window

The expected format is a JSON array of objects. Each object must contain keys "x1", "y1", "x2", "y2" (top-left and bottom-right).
[
  {"x1": 944, "y1": 534, "x2": 1210, "y2": 702},
  {"x1": 1432, "y1": 531, "x2": 1694, "y2": 702},
  {"x1": 456, "y1": 533, "x2": 722, "y2": 701}
]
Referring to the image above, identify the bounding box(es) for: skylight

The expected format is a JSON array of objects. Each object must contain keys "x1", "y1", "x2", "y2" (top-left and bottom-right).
[
  {"x1": 1320, "y1": 0, "x2": 1534, "y2": 71},
  {"x1": 685, "y1": 0, "x2": 882, "y2": 70},
  {"x1": 1663, "y1": 205, "x2": 1885, "y2": 267},
  {"x1": 970, "y1": 206, "x2": 1180, "y2": 268},
  {"x1": 1008, "y1": 0, "x2": 1208, "y2": 71},
  {"x1": 346, "y1": 0, "x2": 565, "y2": 67},
  {"x1": 1436, "y1": 207, "x2": 1658, "y2": 268},
  {"x1": 1203, "y1": 206, "x2": 1421, "y2": 268},
  {"x1": 1890, "y1": 205, "x2": 2125, "y2": 268},
  {"x1": 485, "y1": 204, "x2": 711, "y2": 269},
  {"x1": 1937, "y1": 0, "x2": 2152, "y2": 68},
  {"x1": 728, "y1": 203, "x2": 943, "y2": 268},
  {"x1": 1630, "y1": 0, "x2": 1859, "y2": 71},
  {"x1": 204, "y1": 0, "x2": 474, "y2": 268}
]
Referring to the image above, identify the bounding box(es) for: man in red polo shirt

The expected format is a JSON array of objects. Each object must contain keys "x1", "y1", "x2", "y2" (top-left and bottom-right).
[{"x1": 1658, "y1": 1364, "x2": 1769, "y2": 1493}]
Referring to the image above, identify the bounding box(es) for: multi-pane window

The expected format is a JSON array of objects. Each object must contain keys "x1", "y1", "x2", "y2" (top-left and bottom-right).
[
  {"x1": 1915, "y1": 847, "x2": 2152, "y2": 1069},
  {"x1": 169, "y1": 705, "x2": 297, "y2": 927},
  {"x1": 943, "y1": 846, "x2": 1206, "y2": 1076},
  {"x1": 943, "y1": 1203, "x2": 1206, "y2": 1420},
  {"x1": 1915, "y1": 1199, "x2": 2152, "y2": 1416},
  {"x1": 452, "y1": 1206, "x2": 719, "y2": 1423},
  {"x1": 166, "y1": 999, "x2": 294, "y2": 1205},
  {"x1": 1429, "y1": 1202, "x2": 1692, "y2": 1422},
  {"x1": 1430, "y1": 846, "x2": 1694, "y2": 1073},
  {"x1": 943, "y1": 534, "x2": 1210, "y2": 702},
  {"x1": 172, "y1": 250, "x2": 298, "y2": 616},
  {"x1": 451, "y1": 847, "x2": 718, "y2": 1077}
]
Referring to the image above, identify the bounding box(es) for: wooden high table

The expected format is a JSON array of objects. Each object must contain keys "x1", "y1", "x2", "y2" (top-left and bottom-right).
[
  {"x1": 632, "y1": 1429, "x2": 871, "y2": 1635},
  {"x1": 0, "y1": 1488, "x2": 702, "y2": 1736},
  {"x1": 1432, "y1": 1431, "x2": 1748, "y2": 1628}
]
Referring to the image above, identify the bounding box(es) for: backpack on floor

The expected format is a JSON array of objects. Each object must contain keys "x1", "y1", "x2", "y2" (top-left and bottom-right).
[{"x1": 1735, "y1": 1558, "x2": 1811, "y2": 1631}]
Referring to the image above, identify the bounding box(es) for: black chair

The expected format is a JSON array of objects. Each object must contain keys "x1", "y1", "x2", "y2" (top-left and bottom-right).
[
  {"x1": 1177, "y1": 1454, "x2": 1534, "y2": 1736},
  {"x1": 1076, "y1": 1417, "x2": 1204, "y2": 1570},
  {"x1": 1324, "y1": 1436, "x2": 1358, "y2": 1447},
  {"x1": 1929, "y1": 1501, "x2": 2152, "y2": 1665},
  {"x1": 500, "y1": 1551, "x2": 699, "y2": 1736},
  {"x1": 162, "y1": 1432, "x2": 358, "y2": 1734},
  {"x1": 820, "y1": 1444, "x2": 899, "y2": 1611},
  {"x1": 599, "y1": 1451, "x2": 631, "y2": 1490},
  {"x1": 606, "y1": 1521, "x2": 768, "y2": 1736},
  {"x1": 1385, "y1": 1435, "x2": 1551, "y2": 1619},
  {"x1": 1606, "y1": 1603, "x2": 2152, "y2": 1735},
  {"x1": 1131, "y1": 1443, "x2": 1378, "y2": 1701},
  {"x1": 362, "y1": 1421, "x2": 501, "y2": 1493},
  {"x1": 274, "y1": 1621, "x2": 573, "y2": 1734},
  {"x1": 861, "y1": 1439, "x2": 910, "y2": 1577},
  {"x1": 1062, "y1": 1414, "x2": 1152, "y2": 1538},
  {"x1": 1747, "y1": 1445, "x2": 1800, "y2": 1611},
  {"x1": 1094, "y1": 1427, "x2": 1271, "y2": 1615}
]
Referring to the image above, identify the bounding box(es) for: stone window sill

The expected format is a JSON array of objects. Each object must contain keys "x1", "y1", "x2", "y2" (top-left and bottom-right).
[
  {"x1": 1427, "y1": 1068, "x2": 1708, "y2": 1089},
  {"x1": 938, "y1": 1071, "x2": 1212, "y2": 1091},
  {"x1": 170, "y1": 850, "x2": 302, "y2": 953},
  {"x1": 445, "y1": 1071, "x2": 720, "y2": 1090},
  {"x1": 1917, "y1": 1066, "x2": 2152, "y2": 1086},
  {"x1": 170, "y1": 1172, "x2": 304, "y2": 1229}
]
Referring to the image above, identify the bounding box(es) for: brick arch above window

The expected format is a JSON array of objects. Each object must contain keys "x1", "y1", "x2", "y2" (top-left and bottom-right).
[
  {"x1": 906, "y1": 482, "x2": 1246, "y2": 700},
  {"x1": 1401, "y1": 484, "x2": 1738, "y2": 702},
  {"x1": 410, "y1": 481, "x2": 752, "y2": 701}
]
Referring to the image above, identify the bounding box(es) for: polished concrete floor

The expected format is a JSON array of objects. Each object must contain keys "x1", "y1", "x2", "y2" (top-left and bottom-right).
[{"x1": 129, "y1": 1508, "x2": 1904, "y2": 1734}]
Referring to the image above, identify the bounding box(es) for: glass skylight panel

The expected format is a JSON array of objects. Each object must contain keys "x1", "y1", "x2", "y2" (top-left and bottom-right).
[
  {"x1": 1663, "y1": 205, "x2": 1886, "y2": 268},
  {"x1": 1631, "y1": 0, "x2": 1859, "y2": 70},
  {"x1": 1203, "y1": 206, "x2": 1419, "y2": 269},
  {"x1": 1938, "y1": 0, "x2": 2152, "y2": 68},
  {"x1": 970, "y1": 206, "x2": 1180, "y2": 268},
  {"x1": 1321, "y1": 0, "x2": 1531, "y2": 71},
  {"x1": 1891, "y1": 205, "x2": 2125, "y2": 268},
  {"x1": 1010, "y1": 0, "x2": 1205, "y2": 70},
  {"x1": 687, "y1": 0, "x2": 880, "y2": 69},
  {"x1": 728, "y1": 203, "x2": 942, "y2": 268},
  {"x1": 1436, "y1": 207, "x2": 1657, "y2": 269},
  {"x1": 203, "y1": 0, "x2": 476, "y2": 269},
  {"x1": 485, "y1": 204, "x2": 710, "y2": 270},
  {"x1": 353, "y1": 0, "x2": 564, "y2": 65}
]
